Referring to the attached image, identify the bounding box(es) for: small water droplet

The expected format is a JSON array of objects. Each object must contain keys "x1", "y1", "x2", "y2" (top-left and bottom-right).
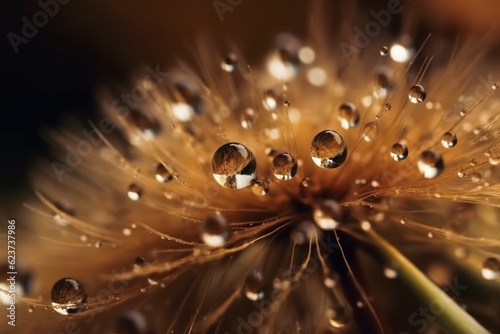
[
  {"x1": 338, "y1": 103, "x2": 360, "y2": 129},
  {"x1": 244, "y1": 271, "x2": 264, "y2": 301},
  {"x1": 482, "y1": 257, "x2": 500, "y2": 280},
  {"x1": 95, "y1": 240, "x2": 103, "y2": 248},
  {"x1": 379, "y1": 46, "x2": 388, "y2": 56},
  {"x1": 127, "y1": 183, "x2": 143, "y2": 201},
  {"x1": 122, "y1": 228, "x2": 132, "y2": 236},
  {"x1": 327, "y1": 306, "x2": 349, "y2": 329},
  {"x1": 417, "y1": 150, "x2": 444, "y2": 179},
  {"x1": 272, "y1": 153, "x2": 298, "y2": 181},
  {"x1": 284, "y1": 100, "x2": 291, "y2": 107},
  {"x1": 201, "y1": 215, "x2": 231, "y2": 248},
  {"x1": 155, "y1": 164, "x2": 173, "y2": 183},
  {"x1": 361, "y1": 122, "x2": 378, "y2": 142},
  {"x1": 221, "y1": 52, "x2": 237, "y2": 72},
  {"x1": 212, "y1": 143, "x2": 257, "y2": 189},
  {"x1": 408, "y1": 84, "x2": 426, "y2": 103},
  {"x1": 28, "y1": 306, "x2": 34, "y2": 313},
  {"x1": 250, "y1": 178, "x2": 270, "y2": 196},
  {"x1": 301, "y1": 177, "x2": 312, "y2": 187},
  {"x1": 390, "y1": 142, "x2": 408, "y2": 161},
  {"x1": 313, "y1": 200, "x2": 342, "y2": 230},
  {"x1": 147, "y1": 278, "x2": 158, "y2": 286},
  {"x1": 130, "y1": 112, "x2": 161, "y2": 140},
  {"x1": 240, "y1": 108, "x2": 256, "y2": 130},
  {"x1": 492, "y1": 83, "x2": 498, "y2": 90},
  {"x1": 310, "y1": 130, "x2": 347, "y2": 169},
  {"x1": 441, "y1": 131, "x2": 458, "y2": 148},
  {"x1": 51, "y1": 278, "x2": 87, "y2": 315},
  {"x1": 135, "y1": 257, "x2": 146, "y2": 265},
  {"x1": 383, "y1": 264, "x2": 398, "y2": 279}
]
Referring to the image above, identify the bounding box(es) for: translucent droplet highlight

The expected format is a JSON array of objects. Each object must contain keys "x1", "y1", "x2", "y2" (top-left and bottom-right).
[
  {"x1": 127, "y1": 183, "x2": 143, "y2": 201},
  {"x1": 212, "y1": 143, "x2": 257, "y2": 189},
  {"x1": 51, "y1": 278, "x2": 87, "y2": 315},
  {"x1": 313, "y1": 200, "x2": 342, "y2": 230},
  {"x1": 390, "y1": 142, "x2": 408, "y2": 161},
  {"x1": 417, "y1": 149, "x2": 444, "y2": 179},
  {"x1": 310, "y1": 130, "x2": 347, "y2": 169},
  {"x1": 221, "y1": 52, "x2": 237, "y2": 72},
  {"x1": 441, "y1": 131, "x2": 458, "y2": 148},
  {"x1": 244, "y1": 271, "x2": 264, "y2": 301},
  {"x1": 201, "y1": 215, "x2": 231, "y2": 248},
  {"x1": 408, "y1": 84, "x2": 426, "y2": 103},
  {"x1": 272, "y1": 153, "x2": 298, "y2": 181},
  {"x1": 338, "y1": 103, "x2": 360, "y2": 129},
  {"x1": 482, "y1": 257, "x2": 500, "y2": 280}
]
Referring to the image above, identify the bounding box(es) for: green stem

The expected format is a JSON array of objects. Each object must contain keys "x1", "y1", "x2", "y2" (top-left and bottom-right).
[{"x1": 365, "y1": 229, "x2": 489, "y2": 334}]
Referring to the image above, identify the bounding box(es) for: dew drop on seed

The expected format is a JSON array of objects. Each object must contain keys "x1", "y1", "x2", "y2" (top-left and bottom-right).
[
  {"x1": 361, "y1": 122, "x2": 379, "y2": 142},
  {"x1": 154, "y1": 164, "x2": 173, "y2": 183},
  {"x1": 408, "y1": 84, "x2": 426, "y2": 103},
  {"x1": 212, "y1": 143, "x2": 257, "y2": 189},
  {"x1": 201, "y1": 215, "x2": 231, "y2": 248},
  {"x1": 417, "y1": 150, "x2": 444, "y2": 179},
  {"x1": 327, "y1": 306, "x2": 349, "y2": 329},
  {"x1": 250, "y1": 178, "x2": 270, "y2": 196},
  {"x1": 127, "y1": 183, "x2": 143, "y2": 201},
  {"x1": 379, "y1": 46, "x2": 388, "y2": 56},
  {"x1": 310, "y1": 130, "x2": 347, "y2": 169},
  {"x1": 313, "y1": 200, "x2": 342, "y2": 230},
  {"x1": 390, "y1": 142, "x2": 408, "y2": 161},
  {"x1": 482, "y1": 258, "x2": 500, "y2": 280},
  {"x1": 221, "y1": 52, "x2": 237, "y2": 72},
  {"x1": 51, "y1": 278, "x2": 87, "y2": 315},
  {"x1": 244, "y1": 271, "x2": 264, "y2": 301},
  {"x1": 441, "y1": 131, "x2": 458, "y2": 148},
  {"x1": 272, "y1": 153, "x2": 298, "y2": 181},
  {"x1": 338, "y1": 103, "x2": 360, "y2": 129}
]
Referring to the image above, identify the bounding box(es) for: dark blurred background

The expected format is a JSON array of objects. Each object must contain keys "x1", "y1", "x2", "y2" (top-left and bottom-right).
[{"x1": 1, "y1": 0, "x2": 499, "y2": 210}]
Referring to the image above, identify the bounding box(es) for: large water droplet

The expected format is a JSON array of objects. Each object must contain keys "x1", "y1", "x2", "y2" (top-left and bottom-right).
[
  {"x1": 361, "y1": 122, "x2": 378, "y2": 142},
  {"x1": 155, "y1": 163, "x2": 173, "y2": 183},
  {"x1": 127, "y1": 183, "x2": 143, "y2": 201},
  {"x1": 221, "y1": 52, "x2": 238, "y2": 72},
  {"x1": 201, "y1": 215, "x2": 231, "y2": 248},
  {"x1": 441, "y1": 131, "x2": 458, "y2": 148},
  {"x1": 310, "y1": 131, "x2": 347, "y2": 169},
  {"x1": 272, "y1": 153, "x2": 298, "y2": 181},
  {"x1": 417, "y1": 149, "x2": 444, "y2": 179},
  {"x1": 408, "y1": 84, "x2": 426, "y2": 103},
  {"x1": 212, "y1": 143, "x2": 257, "y2": 189},
  {"x1": 51, "y1": 278, "x2": 87, "y2": 315},
  {"x1": 482, "y1": 257, "x2": 500, "y2": 280},
  {"x1": 313, "y1": 200, "x2": 342, "y2": 230},
  {"x1": 244, "y1": 271, "x2": 264, "y2": 301},
  {"x1": 338, "y1": 103, "x2": 360, "y2": 129},
  {"x1": 390, "y1": 142, "x2": 408, "y2": 161}
]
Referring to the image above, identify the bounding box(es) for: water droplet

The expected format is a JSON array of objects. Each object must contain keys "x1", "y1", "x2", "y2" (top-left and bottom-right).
[
  {"x1": 441, "y1": 131, "x2": 458, "y2": 148},
  {"x1": 408, "y1": 84, "x2": 426, "y2": 103},
  {"x1": 135, "y1": 257, "x2": 146, "y2": 265},
  {"x1": 301, "y1": 177, "x2": 312, "y2": 187},
  {"x1": 239, "y1": 108, "x2": 256, "y2": 130},
  {"x1": 127, "y1": 183, "x2": 143, "y2": 201},
  {"x1": 379, "y1": 46, "x2": 388, "y2": 56},
  {"x1": 284, "y1": 100, "x2": 291, "y2": 107},
  {"x1": 390, "y1": 38, "x2": 414, "y2": 63},
  {"x1": 155, "y1": 164, "x2": 173, "y2": 183},
  {"x1": 313, "y1": 200, "x2": 342, "y2": 230},
  {"x1": 482, "y1": 258, "x2": 500, "y2": 280},
  {"x1": 221, "y1": 52, "x2": 237, "y2": 72},
  {"x1": 272, "y1": 153, "x2": 298, "y2": 181},
  {"x1": 360, "y1": 122, "x2": 378, "y2": 142},
  {"x1": 250, "y1": 178, "x2": 270, "y2": 196},
  {"x1": 338, "y1": 103, "x2": 360, "y2": 129},
  {"x1": 122, "y1": 228, "x2": 132, "y2": 236},
  {"x1": 310, "y1": 131, "x2": 347, "y2": 169},
  {"x1": 470, "y1": 172, "x2": 482, "y2": 183},
  {"x1": 492, "y1": 83, "x2": 498, "y2": 90},
  {"x1": 244, "y1": 271, "x2": 264, "y2": 301},
  {"x1": 130, "y1": 112, "x2": 161, "y2": 140},
  {"x1": 201, "y1": 215, "x2": 231, "y2": 248},
  {"x1": 327, "y1": 306, "x2": 349, "y2": 329},
  {"x1": 383, "y1": 264, "x2": 398, "y2": 279},
  {"x1": 417, "y1": 150, "x2": 444, "y2": 179},
  {"x1": 263, "y1": 90, "x2": 278, "y2": 110},
  {"x1": 390, "y1": 142, "x2": 408, "y2": 161},
  {"x1": 95, "y1": 240, "x2": 103, "y2": 248},
  {"x1": 212, "y1": 143, "x2": 257, "y2": 189},
  {"x1": 51, "y1": 278, "x2": 87, "y2": 315}
]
